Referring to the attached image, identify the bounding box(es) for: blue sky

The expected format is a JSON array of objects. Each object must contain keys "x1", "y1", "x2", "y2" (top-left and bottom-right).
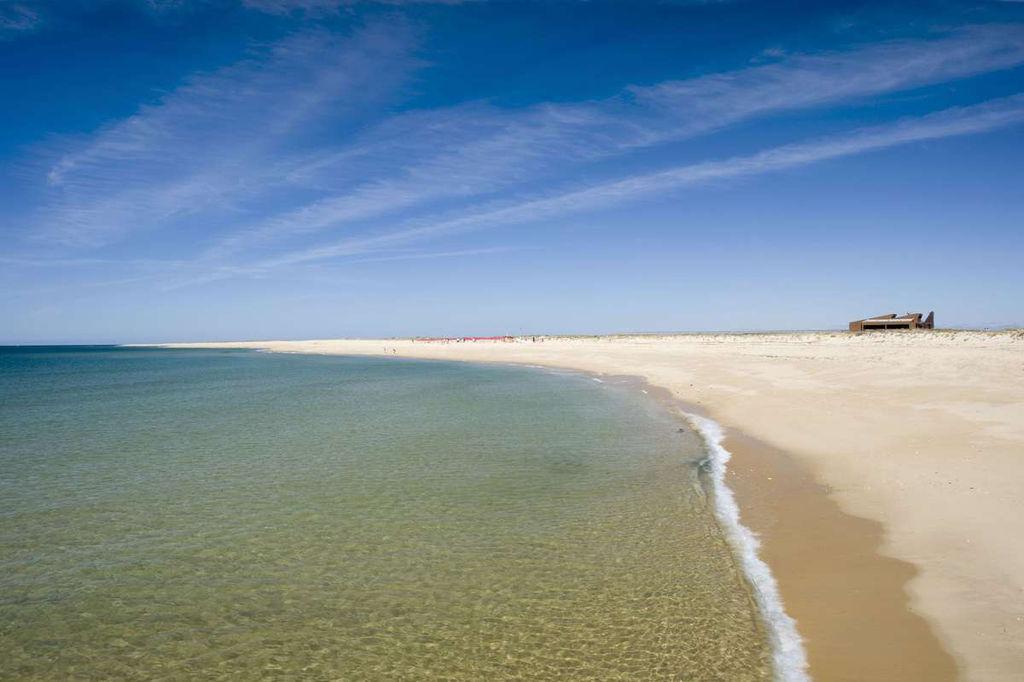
[{"x1": 2, "y1": 0, "x2": 1023, "y2": 342}]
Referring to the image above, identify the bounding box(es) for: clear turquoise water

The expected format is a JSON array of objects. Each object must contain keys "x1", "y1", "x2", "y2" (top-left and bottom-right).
[{"x1": 0, "y1": 347, "x2": 771, "y2": 679}]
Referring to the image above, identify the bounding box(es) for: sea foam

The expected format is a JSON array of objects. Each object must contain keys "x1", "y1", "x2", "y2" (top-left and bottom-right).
[{"x1": 684, "y1": 412, "x2": 810, "y2": 682}]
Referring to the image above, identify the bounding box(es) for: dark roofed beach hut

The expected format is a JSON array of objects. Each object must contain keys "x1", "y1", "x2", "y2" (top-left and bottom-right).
[{"x1": 849, "y1": 312, "x2": 934, "y2": 331}]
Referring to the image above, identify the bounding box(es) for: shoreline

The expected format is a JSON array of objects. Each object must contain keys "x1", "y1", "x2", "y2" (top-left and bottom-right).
[
  {"x1": 618, "y1": 376, "x2": 953, "y2": 680},
  {"x1": 564, "y1": 372, "x2": 810, "y2": 680},
  {"x1": 150, "y1": 331, "x2": 1024, "y2": 679},
  {"x1": 723, "y1": 428, "x2": 956, "y2": 680},
  {"x1": 685, "y1": 410, "x2": 809, "y2": 680}
]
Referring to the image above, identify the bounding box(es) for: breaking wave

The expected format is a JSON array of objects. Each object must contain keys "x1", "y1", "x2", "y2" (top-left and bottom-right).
[{"x1": 684, "y1": 412, "x2": 810, "y2": 682}]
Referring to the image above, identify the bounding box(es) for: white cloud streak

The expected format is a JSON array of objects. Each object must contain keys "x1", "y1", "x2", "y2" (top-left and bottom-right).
[
  {"x1": 243, "y1": 0, "x2": 469, "y2": 13},
  {"x1": 16, "y1": 20, "x2": 1024, "y2": 287},
  {"x1": 200, "y1": 23, "x2": 1024, "y2": 259},
  {"x1": 33, "y1": 20, "x2": 417, "y2": 247},
  {"x1": 629, "y1": 24, "x2": 1024, "y2": 134},
  {"x1": 0, "y1": 2, "x2": 40, "y2": 36},
  {"x1": 201, "y1": 100, "x2": 625, "y2": 258},
  {"x1": 351, "y1": 245, "x2": 520, "y2": 263},
  {"x1": 238, "y1": 93, "x2": 1024, "y2": 272}
]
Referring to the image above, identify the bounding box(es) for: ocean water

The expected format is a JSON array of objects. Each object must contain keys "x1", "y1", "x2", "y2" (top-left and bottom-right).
[{"x1": 0, "y1": 347, "x2": 773, "y2": 679}]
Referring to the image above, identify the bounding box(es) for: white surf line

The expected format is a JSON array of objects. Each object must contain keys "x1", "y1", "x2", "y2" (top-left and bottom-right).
[{"x1": 684, "y1": 412, "x2": 810, "y2": 682}]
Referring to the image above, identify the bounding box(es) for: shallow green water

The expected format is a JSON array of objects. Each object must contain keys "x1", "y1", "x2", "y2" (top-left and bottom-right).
[{"x1": 0, "y1": 347, "x2": 771, "y2": 679}]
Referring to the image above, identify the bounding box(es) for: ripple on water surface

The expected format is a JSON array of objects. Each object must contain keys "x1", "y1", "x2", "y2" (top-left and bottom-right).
[{"x1": 0, "y1": 348, "x2": 772, "y2": 679}]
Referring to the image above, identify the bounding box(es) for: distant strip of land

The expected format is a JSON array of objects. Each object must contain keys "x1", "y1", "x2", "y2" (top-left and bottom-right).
[{"x1": 156, "y1": 330, "x2": 1024, "y2": 680}]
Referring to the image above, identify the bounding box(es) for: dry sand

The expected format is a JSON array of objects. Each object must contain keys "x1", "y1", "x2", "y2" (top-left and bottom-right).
[{"x1": 159, "y1": 330, "x2": 1024, "y2": 680}]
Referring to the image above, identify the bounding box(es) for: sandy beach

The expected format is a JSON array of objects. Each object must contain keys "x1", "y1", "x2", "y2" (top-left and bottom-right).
[{"x1": 160, "y1": 330, "x2": 1024, "y2": 680}]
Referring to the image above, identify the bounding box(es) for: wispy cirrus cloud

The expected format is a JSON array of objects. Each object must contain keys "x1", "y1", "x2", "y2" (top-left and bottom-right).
[
  {"x1": 162, "y1": 91, "x2": 1024, "y2": 289},
  {"x1": 18, "y1": 20, "x2": 1024, "y2": 271},
  {"x1": 0, "y1": 2, "x2": 40, "y2": 37},
  {"x1": 32, "y1": 19, "x2": 418, "y2": 247},
  {"x1": 242, "y1": 0, "x2": 470, "y2": 13},
  {"x1": 198, "y1": 23, "x2": 1024, "y2": 260},
  {"x1": 629, "y1": 23, "x2": 1024, "y2": 135},
  {"x1": 351, "y1": 245, "x2": 521, "y2": 264},
  {"x1": 201, "y1": 100, "x2": 626, "y2": 258}
]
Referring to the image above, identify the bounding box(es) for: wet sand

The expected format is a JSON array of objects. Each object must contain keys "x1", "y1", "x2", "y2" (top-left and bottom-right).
[
  {"x1": 637, "y1": 377, "x2": 957, "y2": 681},
  {"x1": 725, "y1": 431, "x2": 958, "y2": 681}
]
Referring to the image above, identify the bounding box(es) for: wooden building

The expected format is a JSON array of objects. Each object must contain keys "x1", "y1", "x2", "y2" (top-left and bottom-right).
[{"x1": 849, "y1": 312, "x2": 934, "y2": 331}]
